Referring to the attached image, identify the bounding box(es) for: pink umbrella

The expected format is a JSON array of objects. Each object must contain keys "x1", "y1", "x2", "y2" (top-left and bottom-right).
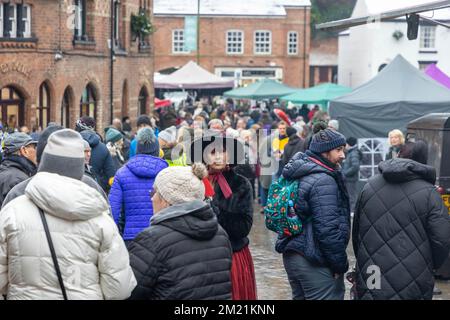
[
  {"x1": 154, "y1": 98, "x2": 172, "y2": 109},
  {"x1": 273, "y1": 108, "x2": 292, "y2": 126}
]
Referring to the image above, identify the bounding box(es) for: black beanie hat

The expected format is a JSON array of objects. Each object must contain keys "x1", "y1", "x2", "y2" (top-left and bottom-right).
[
  {"x1": 137, "y1": 115, "x2": 151, "y2": 127},
  {"x1": 346, "y1": 137, "x2": 357, "y2": 147},
  {"x1": 286, "y1": 127, "x2": 297, "y2": 138},
  {"x1": 36, "y1": 125, "x2": 64, "y2": 164}
]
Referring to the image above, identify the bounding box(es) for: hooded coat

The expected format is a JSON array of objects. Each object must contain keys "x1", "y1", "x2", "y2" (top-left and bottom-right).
[
  {"x1": 0, "y1": 155, "x2": 37, "y2": 206},
  {"x1": 342, "y1": 146, "x2": 362, "y2": 182},
  {"x1": 80, "y1": 130, "x2": 116, "y2": 191},
  {"x1": 0, "y1": 172, "x2": 136, "y2": 300},
  {"x1": 128, "y1": 200, "x2": 232, "y2": 300},
  {"x1": 109, "y1": 154, "x2": 168, "y2": 240},
  {"x1": 353, "y1": 159, "x2": 450, "y2": 300},
  {"x1": 282, "y1": 134, "x2": 305, "y2": 168},
  {"x1": 276, "y1": 151, "x2": 351, "y2": 275}
]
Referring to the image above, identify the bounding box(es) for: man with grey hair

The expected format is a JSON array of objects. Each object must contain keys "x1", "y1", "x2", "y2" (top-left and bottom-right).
[
  {"x1": 208, "y1": 119, "x2": 224, "y2": 133},
  {"x1": 0, "y1": 133, "x2": 38, "y2": 207}
]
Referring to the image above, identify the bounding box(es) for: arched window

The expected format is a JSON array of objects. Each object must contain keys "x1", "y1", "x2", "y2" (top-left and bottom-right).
[
  {"x1": 138, "y1": 86, "x2": 148, "y2": 116},
  {"x1": 0, "y1": 86, "x2": 25, "y2": 131},
  {"x1": 61, "y1": 87, "x2": 73, "y2": 128},
  {"x1": 37, "y1": 82, "x2": 51, "y2": 128},
  {"x1": 80, "y1": 83, "x2": 97, "y2": 119}
]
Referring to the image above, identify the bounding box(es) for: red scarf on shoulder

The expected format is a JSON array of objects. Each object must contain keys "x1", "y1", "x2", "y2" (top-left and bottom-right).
[{"x1": 204, "y1": 167, "x2": 233, "y2": 199}]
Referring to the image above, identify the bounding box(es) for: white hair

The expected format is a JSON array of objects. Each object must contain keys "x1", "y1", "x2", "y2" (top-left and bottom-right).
[{"x1": 208, "y1": 119, "x2": 224, "y2": 129}]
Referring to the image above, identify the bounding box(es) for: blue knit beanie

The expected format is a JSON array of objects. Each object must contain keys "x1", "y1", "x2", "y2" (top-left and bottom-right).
[
  {"x1": 309, "y1": 128, "x2": 346, "y2": 154},
  {"x1": 137, "y1": 127, "x2": 160, "y2": 157}
]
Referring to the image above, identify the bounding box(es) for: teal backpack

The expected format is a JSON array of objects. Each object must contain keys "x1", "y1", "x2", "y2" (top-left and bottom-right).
[{"x1": 264, "y1": 176, "x2": 303, "y2": 237}]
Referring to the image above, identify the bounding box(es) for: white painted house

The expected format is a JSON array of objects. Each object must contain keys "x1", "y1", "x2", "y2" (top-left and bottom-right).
[{"x1": 338, "y1": 0, "x2": 450, "y2": 88}]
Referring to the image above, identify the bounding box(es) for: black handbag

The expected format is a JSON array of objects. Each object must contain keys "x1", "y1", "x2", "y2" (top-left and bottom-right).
[{"x1": 38, "y1": 208, "x2": 68, "y2": 300}]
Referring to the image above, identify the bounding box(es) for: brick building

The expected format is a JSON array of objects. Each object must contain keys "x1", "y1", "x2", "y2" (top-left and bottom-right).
[
  {"x1": 153, "y1": 0, "x2": 311, "y2": 88},
  {"x1": 309, "y1": 37, "x2": 338, "y2": 86},
  {"x1": 0, "y1": 0, "x2": 154, "y2": 134}
]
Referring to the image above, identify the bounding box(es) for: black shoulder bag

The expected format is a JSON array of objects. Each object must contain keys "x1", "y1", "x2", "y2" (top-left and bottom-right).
[{"x1": 38, "y1": 208, "x2": 68, "y2": 300}]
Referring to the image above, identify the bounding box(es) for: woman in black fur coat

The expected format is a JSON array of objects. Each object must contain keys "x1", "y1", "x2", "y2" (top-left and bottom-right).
[{"x1": 190, "y1": 132, "x2": 257, "y2": 300}]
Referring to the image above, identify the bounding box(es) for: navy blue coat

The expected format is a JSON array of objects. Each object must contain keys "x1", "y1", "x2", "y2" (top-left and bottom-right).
[
  {"x1": 276, "y1": 151, "x2": 351, "y2": 275},
  {"x1": 80, "y1": 130, "x2": 116, "y2": 191}
]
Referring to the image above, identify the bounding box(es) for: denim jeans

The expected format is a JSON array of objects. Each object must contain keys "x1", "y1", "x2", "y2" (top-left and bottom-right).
[
  {"x1": 283, "y1": 252, "x2": 345, "y2": 300},
  {"x1": 259, "y1": 185, "x2": 269, "y2": 207}
]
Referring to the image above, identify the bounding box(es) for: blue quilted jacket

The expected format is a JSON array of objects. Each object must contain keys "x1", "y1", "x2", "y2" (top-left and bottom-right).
[
  {"x1": 109, "y1": 154, "x2": 168, "y2": 240},
  {"x1": 275, "y1": 150, "x2": 351, "y2": 274}
]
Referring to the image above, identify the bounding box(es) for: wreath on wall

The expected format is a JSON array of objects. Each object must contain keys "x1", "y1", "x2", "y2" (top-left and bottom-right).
[{"x1": 131, "y1": 12, "x2": 155, "y2": 40}]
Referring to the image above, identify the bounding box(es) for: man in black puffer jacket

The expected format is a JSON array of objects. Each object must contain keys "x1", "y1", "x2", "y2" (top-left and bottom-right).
[
  {"x1": 128, "y1": 164, "x2": 232, "y2": 300},
  {"x1": 0, "y1": 133, "x2": 37, "y2": 206},
  {"x1": 276, "y1": 124, "x2": 350, "y2": 300},
  {"x1": 353, "y1": 142, "x2": 450, "y2": 300}
]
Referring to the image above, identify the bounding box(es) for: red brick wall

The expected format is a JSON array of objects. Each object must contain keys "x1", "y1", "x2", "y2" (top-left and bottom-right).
[
  {"x1": 0, "y1": 0, "x2": 154, "y2": 134},
  {"x1": 153, "y1": 7, "x2": 310, "y2": 88}
]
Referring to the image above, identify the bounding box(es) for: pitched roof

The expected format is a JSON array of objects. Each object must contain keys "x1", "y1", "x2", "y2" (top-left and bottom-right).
[
  {"x1": 154, "y1": 0, "x2": 311, "y2": 17},
  {"x1": 356, "y1": 0, "x2": 450, "y2": 21}
]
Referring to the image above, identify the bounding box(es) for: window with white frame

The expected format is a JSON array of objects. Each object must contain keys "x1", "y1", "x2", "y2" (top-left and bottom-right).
[
  {"x1": 226, "y1": 30, "x2": 243, "y2": 54},
  {"x1": 7, "y1": 3, "x2": 17, "y2": 38},
  {"x1": 358, "y1": 138, "x2": 389, "y2": 181},
  {"x1": 1, "y1": 3, "x2": 31, "y2": 38},
  {"x1": 420, "y1": 25, "x2": 436, "y2": 49},
  {"x1": 113, "y1": 1, "x2": 120, "y2": 48},
  {"x1": 254, "y1": 30, "x2": 271, "y2": 54},
  {"x1": 172, "y1": 29, "x2": 187, "y2": 53},
  {"x1": 21, "y1": 5, "x2": 31, "y2": 38},
  {"x1": 74, "y1": 0, "x2": 86, "y2": 40},
  {"x1": 288, "y1": 31, "x2": 298, "y2": 55}
]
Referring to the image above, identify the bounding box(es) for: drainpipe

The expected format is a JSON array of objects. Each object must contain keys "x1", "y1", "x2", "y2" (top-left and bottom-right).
[{"x1": 110, "y1": 0, "x2": 114, "y2": 124}]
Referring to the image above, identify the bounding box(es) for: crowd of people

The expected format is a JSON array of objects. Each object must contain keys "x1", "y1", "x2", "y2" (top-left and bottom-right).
[{"x1": 0, "y1": 98, "x2": 449, "y2": 300}]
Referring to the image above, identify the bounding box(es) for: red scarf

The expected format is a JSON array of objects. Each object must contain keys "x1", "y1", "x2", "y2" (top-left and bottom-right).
[{"x1": 207, "y1": 170, "x2": 233, "y2": 199}]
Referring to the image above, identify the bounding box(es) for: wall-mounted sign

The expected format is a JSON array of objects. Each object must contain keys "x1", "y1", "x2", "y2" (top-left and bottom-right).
[
  {"x1": 0, "y1": 62, "x2": 31, "y2": 78},
  {"x1": 184, "y1": 16, "x2": 198, "y2": 52}
]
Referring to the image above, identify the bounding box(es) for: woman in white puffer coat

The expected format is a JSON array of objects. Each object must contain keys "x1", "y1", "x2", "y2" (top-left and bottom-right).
[{"x1": 0, "y1": 129, "x2": 136, "y2": 300}]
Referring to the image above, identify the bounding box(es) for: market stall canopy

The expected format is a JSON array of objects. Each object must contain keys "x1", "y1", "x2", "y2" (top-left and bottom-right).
[
  {"x1": 154, "y1": 61, "x2": 234, "y2": 89},
  {"x1": 223, "y1": 78, "x2": 297, "y2": 100},
  {"x1": 329, "y1": 54, "x2": 450, "y2": 138},
  {"x1": 425, "y1": 64, "x2": 450, "y2": 89},
  {"x1": 280, "y1": 83, "x2": 352, "y2": 107}
]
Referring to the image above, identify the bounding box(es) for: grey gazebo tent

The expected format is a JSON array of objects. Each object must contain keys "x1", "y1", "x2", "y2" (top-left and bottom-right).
[{"x1": 329, "y1": 55, "x2": 450, "y2": 139}]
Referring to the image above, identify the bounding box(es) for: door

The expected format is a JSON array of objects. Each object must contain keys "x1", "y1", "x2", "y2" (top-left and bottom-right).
[{"x1": 0, "y1": 86, "x2": 25, "y2": 132}]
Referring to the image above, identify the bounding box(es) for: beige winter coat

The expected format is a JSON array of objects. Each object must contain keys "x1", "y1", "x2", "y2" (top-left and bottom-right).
[{"x1": 0, "y1": 172, "x2": 136, "y2": 300}]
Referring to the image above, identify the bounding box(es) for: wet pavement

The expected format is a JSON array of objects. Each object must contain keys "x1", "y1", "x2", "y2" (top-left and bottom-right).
[{"x1": 249, "y1": 204, "x2": 450, "y2": 300}]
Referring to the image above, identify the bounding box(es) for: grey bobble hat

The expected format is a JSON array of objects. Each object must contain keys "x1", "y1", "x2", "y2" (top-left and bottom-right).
[
  {"x1": 38, "y1": 129, "x2": 85, "y2": 181},
  {"x1": 309, "y1": 128, "x2": 346, "y2": 154}
]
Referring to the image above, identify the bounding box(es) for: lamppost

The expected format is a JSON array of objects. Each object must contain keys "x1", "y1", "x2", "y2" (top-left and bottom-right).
[
  {"x1": 197, "y1": 0, "x2": 200, "y2": 64},
  {"x1": 110, "y1": 0, "x2": 115, "y2": 124}
]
